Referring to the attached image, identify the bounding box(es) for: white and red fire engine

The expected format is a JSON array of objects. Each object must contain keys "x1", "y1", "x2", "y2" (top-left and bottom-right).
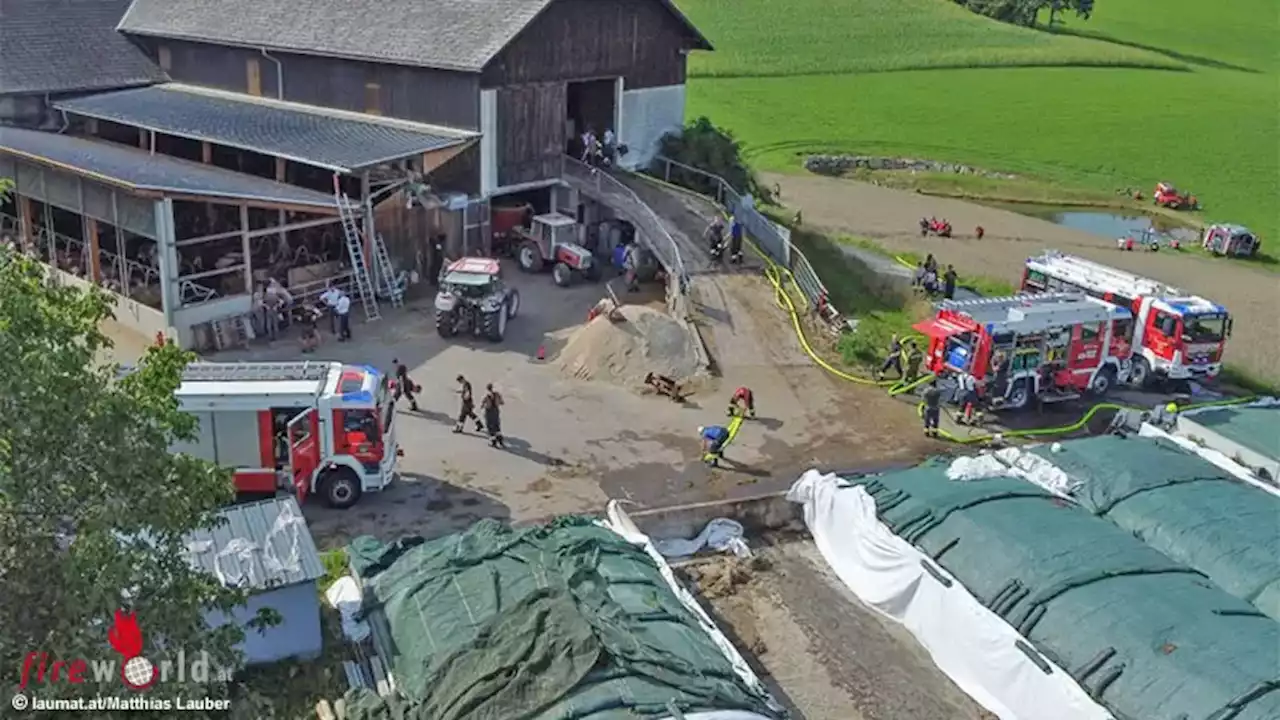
[
  {"x1": 170, "y1": 361, "x2": 400, "y2": 509},
  {"x1": 1021, "y1": 251, "x2": 1230, "y2": 386},
  {"x1": 913, "y1": 293, "x2": 1133, "y2": 411}
]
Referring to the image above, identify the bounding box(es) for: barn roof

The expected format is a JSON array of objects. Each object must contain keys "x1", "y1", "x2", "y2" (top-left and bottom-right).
[
  {"x1": 116, "y1": 0, "x2": 712, "y2": 74},
  {"x1": 185, "y1": 497, "x2": 325, "y2": 592},
  {"x1": 0, "y1": 0, "x2": 167, "y2": 95},
  {"x1": 55, "y1": 84, "x2": 476, "y2": 173},
  {"x1": 0, "y1": 126, "x2": 342, "y2": 211}
]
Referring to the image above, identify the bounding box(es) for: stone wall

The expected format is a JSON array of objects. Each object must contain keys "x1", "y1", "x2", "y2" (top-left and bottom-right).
[{"x1": 804, "y1": 155, "x2": 1017, "y2": 179}]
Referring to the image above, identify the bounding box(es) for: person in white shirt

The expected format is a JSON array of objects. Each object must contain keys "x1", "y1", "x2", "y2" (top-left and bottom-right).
[
  {"x1": 319, "y1": 285, "x2": 341, "y2": 334},
  {"x1": 334, "y1": 290, "x2": 352, "y2": 341},
  {"x1": 263, "y1": 278, "x2": 292, "y2": 341},
  {"x1": 602, "y1": 128, "x2": 616, "y2": 166}
]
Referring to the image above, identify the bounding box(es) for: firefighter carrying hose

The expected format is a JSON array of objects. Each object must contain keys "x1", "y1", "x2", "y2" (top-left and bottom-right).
[
  {"x1": 727, "y1": 386, "x2": 756, "y2": 418},
  {"x1": 876, "y1": 334, "x2": 904, "y2": 380},
  {"x1": 699, "y1": 424, "x2": 730, "y2": 465},
  {"x1": 902, "y1": 341, "x2": 923, "y2": 385}
]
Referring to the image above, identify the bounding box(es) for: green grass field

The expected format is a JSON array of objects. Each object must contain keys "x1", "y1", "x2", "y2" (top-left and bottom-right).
[{"x1": 679, "y1": 0, "x2": 1280, "y2": 241}]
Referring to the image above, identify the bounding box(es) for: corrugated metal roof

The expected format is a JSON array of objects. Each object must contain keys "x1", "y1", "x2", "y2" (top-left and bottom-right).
[
  {"x1": 0, "y1": 127, "x2": 340, "y2": 210},
  {"x1": 186, "y1": 497, "x2": 324, "y2": 591},
  {"x1": 0, "y1": 0, "x2": 167, "y2": 95},
  {"x1": 116, "y1": 0, "x2": 711, "y2": 73},
  {"x1": 55, "y1": 84, "x2": 475, "y2": 173}
]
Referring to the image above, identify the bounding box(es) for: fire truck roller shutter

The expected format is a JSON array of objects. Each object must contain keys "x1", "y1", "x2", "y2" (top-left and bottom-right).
[
  {"x1": 170, "y1": 411, "x2": 216, "y2": 459},
  {"x1": 210, "y1": 411, "x2": 263, "y2": 467}
]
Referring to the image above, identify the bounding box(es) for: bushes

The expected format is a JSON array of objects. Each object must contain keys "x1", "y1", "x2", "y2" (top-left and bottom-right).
[{"x1": 649, "y1": 117, "x2": 775, "y2": 204}]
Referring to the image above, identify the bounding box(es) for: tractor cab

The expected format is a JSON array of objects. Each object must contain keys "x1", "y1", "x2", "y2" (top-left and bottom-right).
[
  {"x1": 514, "y1": 212, "x2": 601, "y2": 286},
  {"x1": 440, "y1": 257, "x2": 503, "y2": 298},
  {"x1": 1202, "y1": 224, "x2": 1259, "y2": 258}
]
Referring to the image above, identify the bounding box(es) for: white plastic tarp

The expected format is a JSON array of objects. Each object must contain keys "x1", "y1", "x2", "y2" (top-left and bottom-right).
[
  {"x1": 652, "y1": 518, "x2": 750, "y2": 560},
  {"x1": 602, "y1": 501, "x2": 782, "y2": 720},
  {"x1": 787, "y1": 469, "x2": 1113, "y2": 720},
  {"x1": 946, "y1": 446, "x2": 1077, "y2": 497},
  {"x1": 1139, "y1": 422, "x2": 1280, "y2": 497}
]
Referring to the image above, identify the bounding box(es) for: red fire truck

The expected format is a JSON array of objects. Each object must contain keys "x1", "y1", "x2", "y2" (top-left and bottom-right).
[
  {"x1": 913, "y1": 293, "x2": 1133, "y2": 411},
  {"x1": 1022, "y1": 251, "x2": 1231, "y2": 386},
  {"x1": 171, "y1": 361, "x2": 400, "y2": 509}
]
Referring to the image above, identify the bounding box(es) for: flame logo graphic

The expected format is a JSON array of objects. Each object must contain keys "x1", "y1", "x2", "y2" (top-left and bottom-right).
[{"x1": 107, "y1": 610, "x2": 156, "y2": 691}]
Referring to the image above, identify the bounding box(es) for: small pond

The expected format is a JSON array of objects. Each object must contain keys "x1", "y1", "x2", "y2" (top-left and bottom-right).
[{"x1": 988, "y1": 203, "x2": 1200, "y2": 244}]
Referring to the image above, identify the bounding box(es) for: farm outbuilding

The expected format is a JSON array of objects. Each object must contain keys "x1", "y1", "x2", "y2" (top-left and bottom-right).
[
  {"x1": 1, "y1": 0, "x2": 711, "y2": 351},
  {"x1": 185, "y1": 497, "x2": 326, "y2": 666}
]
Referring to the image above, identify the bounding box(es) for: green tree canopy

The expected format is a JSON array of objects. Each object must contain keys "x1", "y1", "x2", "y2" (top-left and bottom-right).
[{"x1": 0, "y1": 218, "x2": 250, "y2": 716}]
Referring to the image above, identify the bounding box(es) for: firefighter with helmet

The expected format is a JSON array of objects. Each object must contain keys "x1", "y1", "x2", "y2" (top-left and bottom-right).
[{"x1": 727, "y1": 386, "x2": 756, "y2": 418}]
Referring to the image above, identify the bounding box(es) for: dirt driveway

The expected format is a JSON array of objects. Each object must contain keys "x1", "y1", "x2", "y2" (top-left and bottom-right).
[
  {"x1": 216, "y1": 256, "x2": 937, "y2": 550},
  {"x1": 767, "y1": 172, "x2": 1280, "y2": 384}
]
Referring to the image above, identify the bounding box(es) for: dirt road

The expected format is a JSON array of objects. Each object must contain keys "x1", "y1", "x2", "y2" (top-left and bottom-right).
[{"x1": 767, "y1": 172, "x2": 1280, "y2": 384}]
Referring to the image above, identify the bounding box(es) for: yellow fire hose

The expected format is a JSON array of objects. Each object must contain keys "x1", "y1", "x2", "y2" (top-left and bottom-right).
[
  {"x1": 703, "y1": 414, "x2": 745, "y2": 463},
  {"x1": 636, "y1": 172, "x2": 1258, "y2": 448}
]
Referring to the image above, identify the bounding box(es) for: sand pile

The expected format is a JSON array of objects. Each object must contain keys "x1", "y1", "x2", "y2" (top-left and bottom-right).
[{"x1": 556, "y1": 305, "x2": 701, "y2": 384}]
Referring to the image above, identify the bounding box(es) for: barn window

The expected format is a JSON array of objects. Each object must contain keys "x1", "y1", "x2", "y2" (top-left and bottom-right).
[
  {"x1": 246, "y1": 58, "x2": 262, "y2": 96},
  {"x1": 364, "y1": 83, "x2": 382, "y2": 115},
  {"x1": 157, "y1": 45, "x2": 171, "y2": 71}
]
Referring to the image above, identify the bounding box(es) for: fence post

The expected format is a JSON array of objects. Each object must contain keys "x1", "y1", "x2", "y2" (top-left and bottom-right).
[{"x1": 663, "y1": 159, "x2": 671, "y2": 183}]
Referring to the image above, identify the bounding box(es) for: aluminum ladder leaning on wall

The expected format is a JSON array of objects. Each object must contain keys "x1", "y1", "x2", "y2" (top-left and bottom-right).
[
  {"x1": 370, "y1": 232, "x2": 404, "y2": 310},
  {"x1": 332, "y1": 177, "x2": 382, "y2": 322}
]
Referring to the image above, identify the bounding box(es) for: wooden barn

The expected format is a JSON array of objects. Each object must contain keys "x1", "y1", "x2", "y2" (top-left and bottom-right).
[{"x1": 0, "y1": 0, "x2": 710, "y2": 349}]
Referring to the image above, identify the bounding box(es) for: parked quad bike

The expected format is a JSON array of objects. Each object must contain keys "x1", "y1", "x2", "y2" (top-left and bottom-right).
[{"x1": 434, "y1": 258, "x2": 520, "y2": 342}]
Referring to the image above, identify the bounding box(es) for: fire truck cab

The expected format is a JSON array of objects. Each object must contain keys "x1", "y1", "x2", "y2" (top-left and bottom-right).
[
  {"x1": 913, "y1": 293, "x2": 1133, "y2": 411},
  {"x1": 171, "y1": 361, "x2": 400, "y2": 509},
  {"x1": 1022, "y1": 251, "x2": 1230, "y2": 387}
]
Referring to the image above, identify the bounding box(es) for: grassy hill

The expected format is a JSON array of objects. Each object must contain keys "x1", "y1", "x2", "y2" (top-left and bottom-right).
[{"x1": 679, "y1": 0, "x2": 1279, "y2": 241}]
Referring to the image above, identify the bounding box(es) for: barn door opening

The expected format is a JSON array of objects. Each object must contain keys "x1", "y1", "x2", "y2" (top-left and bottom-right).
[{"x1": 566, "y1": 79, "x2": 619, "y2": 158}]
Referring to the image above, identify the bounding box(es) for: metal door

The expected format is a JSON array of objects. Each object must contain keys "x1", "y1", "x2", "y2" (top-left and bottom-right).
[{"x1": 286, "y1": 408, "x2": 321, "y2": 503}]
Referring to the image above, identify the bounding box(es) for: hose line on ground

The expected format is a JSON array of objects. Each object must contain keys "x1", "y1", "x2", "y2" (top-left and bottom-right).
[{"x1": 639, "y1": 172, "x2": 1258, "y2": 445}]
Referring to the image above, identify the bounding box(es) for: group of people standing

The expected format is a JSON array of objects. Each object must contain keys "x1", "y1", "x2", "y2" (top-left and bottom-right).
[
  {"x1": 912, "y1": 253, "x2": 959, "y2": 300},
  {"x1": 704, "y1": 215, "x2": 745, "y2": 265},
  {"x1": 579, "y1": 127, "x2": 620, "y2": 169},
  {"x1": 251, "y1": 278, "x2": 353, "y2": 352}
]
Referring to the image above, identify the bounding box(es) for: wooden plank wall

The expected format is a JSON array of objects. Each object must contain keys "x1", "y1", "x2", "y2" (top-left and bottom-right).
[{"x1": 495, "y1": 83, "x2": 567, "y2": 187}]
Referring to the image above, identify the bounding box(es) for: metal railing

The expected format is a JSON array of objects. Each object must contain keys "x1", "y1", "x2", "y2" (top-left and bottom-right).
[
  {"x1": 648, "y1": 155, "x2": 829, "y2": 310},
  {"x1": 562, "y1": 155, "x2": 688, "y2": 293}
]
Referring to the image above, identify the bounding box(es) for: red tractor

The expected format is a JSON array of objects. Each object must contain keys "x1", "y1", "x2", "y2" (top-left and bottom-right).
[
  {"x1": 1153, "y1": 182, "x2": 1200, "y2": 211},
  {"x1": 513, "y1": 213, "x2": 602, "y2": 287}
]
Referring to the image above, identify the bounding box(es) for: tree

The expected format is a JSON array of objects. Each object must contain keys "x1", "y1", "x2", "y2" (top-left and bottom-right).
[
  {"x1": 0, "y1": 229, "x2": 253, "y2": 716},
  {"x1": 650, "y1": 117, "x2": 776, "y2": 205},
  {"x1": 953, "y1": 0, "x2": 1096, "y2": 27}
]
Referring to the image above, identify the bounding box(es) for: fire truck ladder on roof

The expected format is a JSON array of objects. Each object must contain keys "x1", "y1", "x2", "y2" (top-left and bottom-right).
[
  {"x1": 182, "y1": 361, "x2": 333, "y2": 383},
  {"x1": 333, "y1": 177, "x2": 382, "y2": 323},
  {"x1": 940, "y1": 293, "x2": 1111, "y2": 331},
  {"x1": 1039, "y1": 251, "x2": 1180, "y2": 297}
]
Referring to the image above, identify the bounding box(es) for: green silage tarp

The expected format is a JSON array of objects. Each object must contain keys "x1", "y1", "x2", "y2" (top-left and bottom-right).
[
  {"x1": 1188, "y1": 405, "x2": 1280, "y2": 461},
  {"x1": 848, "y1": 464, "x2": 1280, "y2": 720},
  {"x1": 1029, "y1": 434, "x2": 1280, "y2": 621},
  {"x1": 341, "y1": 517, "x2": 781, "y2": 720}
]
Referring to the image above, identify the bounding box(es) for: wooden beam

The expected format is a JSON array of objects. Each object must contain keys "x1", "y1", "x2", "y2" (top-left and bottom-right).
[
  {"x1": 17, "y1": 196, "x2": 34, "y2": 253},
  {"x1": 420, "y1": 142, "x2": 473, "y2": 175},
  {"x1": 138, "y1": 128, "x2": 147, "y2": 149},
  {"x1": 86, "y1": 218, "x2": 102, "y2": 283},
  {"x1": 201, "y1": 142, "x2": 212, "y2": 164},
  {"x1": 275, "y1": 157, "x2": 287, "y2": 182},
  {"x1": 241, "y1": 204, "x2": 252, "y2": 293}
]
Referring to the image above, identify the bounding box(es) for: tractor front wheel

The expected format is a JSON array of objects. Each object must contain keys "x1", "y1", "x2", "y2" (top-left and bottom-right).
[
  {"x1": 552, "y1": 262, "x2": 573, "y2": 287},
  {"x1": 435, "y1": 310, "x2": 457, "y2": 338}
]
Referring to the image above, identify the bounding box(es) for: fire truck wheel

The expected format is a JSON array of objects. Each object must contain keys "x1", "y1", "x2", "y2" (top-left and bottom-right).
[
  {"x1": 319, "y1": 468, "x2": 362, "y2": 509},
  {"x1": 1128, "y1": 358, "x2": 1151, "y2": 388},
  {"x1": 1090, "y1": 367, "x2": 1116, "y2": 397},
  {"x1": 1007, "y1": 380, "x2": 1031, "y2": 411}
]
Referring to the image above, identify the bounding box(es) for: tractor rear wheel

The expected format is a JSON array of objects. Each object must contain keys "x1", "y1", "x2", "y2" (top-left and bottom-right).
[
  {"x1": 552, "y1": 262, "x2": 573, "y2": 287},
  {"x1": 435, "y1": 310, "x2": 457, "y2": 338},
  {"x1": 518, "y1": 242, "x2": 544, "y2": 273}
]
